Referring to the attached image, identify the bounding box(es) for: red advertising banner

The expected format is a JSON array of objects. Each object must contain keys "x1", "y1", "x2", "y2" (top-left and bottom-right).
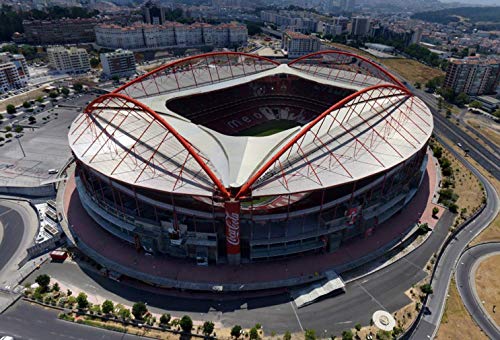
[{"x1": 224, "y1": 201, "x2": 241, "y2": 255}]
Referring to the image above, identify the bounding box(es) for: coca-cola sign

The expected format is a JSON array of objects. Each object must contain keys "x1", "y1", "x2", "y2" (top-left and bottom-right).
[{"x1": 225, "y1": 201, "x2": 240, "y2": 255}]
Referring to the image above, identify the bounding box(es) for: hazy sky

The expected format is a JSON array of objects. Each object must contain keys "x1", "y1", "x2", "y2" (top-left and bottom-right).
[{"x1": 440, "y1": 0, "x2": 500, "y2": 5}]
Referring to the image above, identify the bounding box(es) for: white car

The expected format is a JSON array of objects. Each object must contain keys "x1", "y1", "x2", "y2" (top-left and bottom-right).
[{"x1": 1, "y1": 336, "x2": 15, "y2": 340}]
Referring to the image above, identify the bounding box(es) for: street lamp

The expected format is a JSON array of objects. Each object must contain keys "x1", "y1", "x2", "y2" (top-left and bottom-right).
[{"x1": 15, "y1": 134, "x2": 26, "y2": 157}]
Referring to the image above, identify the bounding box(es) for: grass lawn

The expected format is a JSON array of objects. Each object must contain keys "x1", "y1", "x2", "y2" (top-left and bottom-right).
[
  {"x1": 239, "y1": 120, "x2": 298, "y2": 137},
  {"x1": 436, "y1": 279, "x2": 488, "y2": 340},
  {"x1": 475, "y1": 254, "x2": 500, "y2": 326}
]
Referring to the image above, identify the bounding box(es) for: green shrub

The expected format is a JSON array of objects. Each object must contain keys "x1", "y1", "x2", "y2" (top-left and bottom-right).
[{"x1": 231, "y1": 325, "x2": 242, "y2": 338}]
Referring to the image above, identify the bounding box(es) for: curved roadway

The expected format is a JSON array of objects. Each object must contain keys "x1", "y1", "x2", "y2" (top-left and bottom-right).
[
  {"x1": 456, "y1": 243, "x2": 500, "y2": 339},
  {"x1": 409, "y1": 137, "x2": 499, "y2": 339}
]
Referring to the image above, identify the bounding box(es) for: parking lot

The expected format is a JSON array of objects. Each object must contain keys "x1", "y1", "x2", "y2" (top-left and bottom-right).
[{"x1": 0, "y1": 93, "x2": 96, "y2": 187}]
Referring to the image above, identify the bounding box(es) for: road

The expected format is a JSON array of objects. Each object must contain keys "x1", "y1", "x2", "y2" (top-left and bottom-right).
[
  {"x1": 413, "y1": 89, "x2": 500, "y2": 180},
  {"x1": 408, "y1": 136, "x2": 499, "y2": 339},
  {"x1": 0, "y1": 299, "x2": 146, "y2": 340},
  {"x1": 0, "y1": 205, "x2": 24, "y2": 271},
  {"x1": 455, "y1": 243, "x2": 500, "y2": 339},
  {"x1": 22, "y1": 211, "x2": 454, "y2": 336}
]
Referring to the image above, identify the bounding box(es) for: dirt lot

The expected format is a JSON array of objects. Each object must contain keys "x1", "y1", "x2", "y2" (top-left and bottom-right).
[
  {"x1": 0, "y1": 86, "x2": 49, "y2": 112},
  {"x1": 436, "y1": 279, "x2": 488, "y2": 340},
  {"x1": 475, "y1": 254, "x2": 500, "y2": 326},
  {"x1": 382, "y1": 58, "x2": 445, "y2": 85},
  {"x1": 325, "y1": 43, "x2": 445, "y2": 85},
  {"x1": 466, "y1": 117, "x2": 500, "y2": 146},
  {"x1": 434, "y1": 140, "x2": 485, "y2": 225}
]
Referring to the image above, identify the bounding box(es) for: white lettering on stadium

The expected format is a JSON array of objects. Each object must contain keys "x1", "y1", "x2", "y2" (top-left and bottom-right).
[{"x1": 226, "y1": 212, "x2": 240, "y2": 246}]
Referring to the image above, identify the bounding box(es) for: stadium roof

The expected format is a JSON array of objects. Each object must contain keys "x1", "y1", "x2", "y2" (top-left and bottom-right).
[{"x1": 69, "y1": 51, "x2": 433, "y2": 199}]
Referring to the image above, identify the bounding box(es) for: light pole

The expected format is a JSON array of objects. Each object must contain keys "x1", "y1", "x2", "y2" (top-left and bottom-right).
[{"x1": 16, "y1": 135, "x2": 26, "y2": 157}]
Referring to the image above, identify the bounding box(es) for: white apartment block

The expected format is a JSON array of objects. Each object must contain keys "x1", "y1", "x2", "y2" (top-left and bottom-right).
[
  {"x1": 282, "y1": 31, "x2": 320, "y2": 59},
  {"x1": 95, "y1": 22, "x2": 248, "y2": 50},
  {"x1": 0, "y1": 53, "x2": 29, "y2": 94},
  {"x1": 100, "y1": 49, "x2": 136, "y2": 78},
  {"x1": 47, "y1": 46, "x2": 91, "y2": 74}
]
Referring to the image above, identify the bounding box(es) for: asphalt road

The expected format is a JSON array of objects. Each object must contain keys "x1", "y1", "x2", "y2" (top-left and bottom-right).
[
  {"x1": 0, "y1": 205, "x2": 24, "y2": 271},
  {"x1": 23, "y1": 210, "x2": 454, "y2": 336},
  {"x1": 0, "y1": 299, "x2": 146, "y2": 340},
  {"x1": 456, "y1": 243, "x2": 500, "y2": 339},
  {"x1": 409, "y1": 136, "x2": 500, "y2": 339}
]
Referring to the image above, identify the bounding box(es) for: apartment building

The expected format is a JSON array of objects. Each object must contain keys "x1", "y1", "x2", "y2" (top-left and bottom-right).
[
  {"x1": 282, "y1": 31, "x2": 320, "y2": 59},
  {"x1": 95, "y1": 22, "x2": 248, "y2": 50},
  {"x1": 100, "y1": 49, "x2": 136, "y2": 78},
  {"x1": 0, "y1": 53, "x2": 29, "y2": 94},
  {"x1": 22, "y1": 18, "x2": 99, "y2": 44},
  {"x1": 351, "y1": 16, "x2": 370, "y2": 37},
  {"x1": 47, "y1": 47, "x2": 91, "y2": 74},
  {"x1": 444, "y1": 57, "x2": 500, "y2": 96}
]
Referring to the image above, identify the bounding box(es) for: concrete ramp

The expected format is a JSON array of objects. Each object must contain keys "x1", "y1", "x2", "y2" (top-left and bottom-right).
[{"x1": 292, "y1": 270, "x2": 345, "y2": 308}]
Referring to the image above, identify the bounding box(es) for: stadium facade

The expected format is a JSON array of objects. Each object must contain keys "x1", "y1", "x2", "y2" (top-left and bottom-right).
[{"x1": 69, "y1": 51, "x2": 433, "y2": 265}]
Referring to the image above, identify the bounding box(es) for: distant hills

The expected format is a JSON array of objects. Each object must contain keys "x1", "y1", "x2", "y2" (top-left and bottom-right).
[{"x1": 412, "y1": 6, "x2": 500, "y2": 28}]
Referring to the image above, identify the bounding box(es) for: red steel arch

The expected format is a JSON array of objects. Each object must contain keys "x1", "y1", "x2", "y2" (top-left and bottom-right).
[
  {"x1": 288, "y1": 50, "x2": 407, "y2": 89},
  {"x1": 235, "y1": 83, "x2": 412, "y2": 199},
  {"x1": 113, "y1": 51, "x2": 281, "y2": 98},
  {"x1": 75, "y1": 92, "x2": 231, "y2": 198}
]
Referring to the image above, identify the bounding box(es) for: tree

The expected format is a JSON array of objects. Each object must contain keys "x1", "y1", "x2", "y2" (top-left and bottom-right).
[
  {"x1": 355, "y1": 323, "x2": 362, "y2": 331},
  {"x1": 14, "y1": 126, "x2": 23, "y2": 133},
  {"x1": 455, "y1": 92, "x2": 469, "y2": 107},
  {"x1": 469, "y1": 100, "x2": 482, "y2": 109},
  {"x1": 90, "y1": 57, "x2": 100, "y2": 68},
  {"x1": 35, "y1": 274, "x2": 50, "y2": 292},
  {"x1": 283, "y1": 331, "x2": 292, "y2": 340},
  {"x1": 341, "y1": 330, "x2": 353, "y2": 340},
  {"x1": 76, "y1": 292, "x2": 89, "y2": 309},
  {"x1": 28, "y1": 116, "x2": 36, "y2": 123},
  {"x1": 52, "y1": 282, "x2": 60, "y2": 292},
  {"x1": 23, "y1": 101, "x2": 31, "y2": 108},
  {"x1": 231, "y1": 325, "x2": 242, "y2": 338},
  {"x1": 73, "y1": 83, "x2": 83, "y2": 92},
  {"x1": 49, "y1": 91, "x2": 58, "y2": 99},
  {"x1": 118, "y1": 306, "x2": 131, "y2": 320},
  {"x1": 132, "y1": 301, "x2": 148, "y2": 320},
  {"x1": 160, "y1": 313, "x2": 171, "y2": 325},
  {"x1": 102, "y1": 300, "x2": 114, "y2": 314},
  {"x1": 432, "y1": 207, "x2": 439, "y2": 217},
  {"x1": 112, "y1": 75, "x2": 120, "y2": 82},
  {"x1": 202, "y1": 321, "x2": 215, "y2": 336},
  {"x1": 421, "y1": 283, "x2": 433, "y2": 294},
  {"x1": 179, "y1": 315, "x2": 193, "y2": 333},
  {"x1": 67, "y1": 289, "x2": 72, "y2": 296},
  {"x1": 305, "y1": 329, "x2": 317, "y2": 340},
  {"x1": 493, "y1": 108, "x2": 500, "y2": 118},
  {"x1": 6, "y1": 104, "x2": 16, "y2": 114},
  {"x1": 5, "y1": 125, "x2": 11, "y2": 132},
  {"x1": 0, "y1": 113, "x2": 3, "y2": 120},
  {"x1": 36, "y1": 96, "x2": 44, "y2": 103},
  {"x1": 249, "y1": 327, "x2": 259, "y2": 340},
  {"x1": 61, "y1": 87, "x2": 70, "y2": 96}
]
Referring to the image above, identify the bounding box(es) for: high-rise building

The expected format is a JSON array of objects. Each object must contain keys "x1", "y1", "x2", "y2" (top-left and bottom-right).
[
  {"x1": 411, "y1": 27, "x2": 423, "y2": 45},
  {"x1": 47, "y1": 47, "x2": 91, "y2": 74},
  {"x1": 143, "y1": 1, "x2": 166, "y2": 25},
  {"x1": 100, "y1": 49, "x2": 136, "y2": 79},
  {"x1": 0, "y1": 53, "x2": 29, "y2": 94},
  {"x1": 351, "y1": 16, "x2": 370, "y2": 37},
  {"x1": 282, "y1": 31, "x2": 320, "y2": 59},
  {"x1": 444, "y1": 57, "x2": 500, "y2": 96}
]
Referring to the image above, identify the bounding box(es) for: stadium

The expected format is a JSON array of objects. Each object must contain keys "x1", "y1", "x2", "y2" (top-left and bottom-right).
[{"x1": 68, "y1": 50, "x2": 433, "y2": 267}]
